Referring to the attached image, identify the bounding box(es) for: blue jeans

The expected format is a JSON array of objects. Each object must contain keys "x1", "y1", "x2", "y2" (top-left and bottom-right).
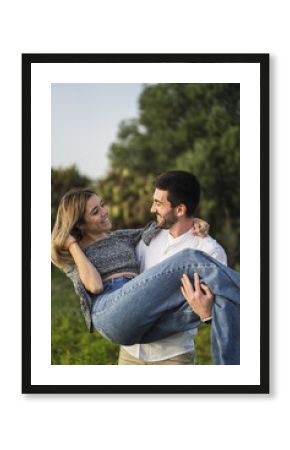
[{"x1": 91, "y1": 249, "x2": 240, "y2": 364}]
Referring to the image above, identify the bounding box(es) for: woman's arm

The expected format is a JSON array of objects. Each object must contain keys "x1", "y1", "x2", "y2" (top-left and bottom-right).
[
  {"x1": 65, "y1": 236, "x2": 103, "y2": 294},
  {"x1": 113, "y1": 222, "x2": 162, "y2": 247}
]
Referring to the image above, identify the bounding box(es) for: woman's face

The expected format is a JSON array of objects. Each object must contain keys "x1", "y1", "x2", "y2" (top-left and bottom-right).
[{"x1": 80, "y1": 194, "x2": 112, "y2": 235}]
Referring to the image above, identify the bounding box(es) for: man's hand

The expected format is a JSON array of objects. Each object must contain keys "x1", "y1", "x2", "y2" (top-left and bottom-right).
[{"x1": 180, "y1": 272, "x2": 213, "y2": 320}]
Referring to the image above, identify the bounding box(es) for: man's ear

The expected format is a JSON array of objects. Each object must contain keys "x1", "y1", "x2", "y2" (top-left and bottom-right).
[{"x1": 176, "y1": 204, "x2": 187, "y2": 217}]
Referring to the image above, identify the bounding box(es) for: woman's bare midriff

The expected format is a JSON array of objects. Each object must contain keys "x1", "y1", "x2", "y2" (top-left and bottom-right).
[{"x1": 103, "y1": 272, "x2": 138, "y2": 281}]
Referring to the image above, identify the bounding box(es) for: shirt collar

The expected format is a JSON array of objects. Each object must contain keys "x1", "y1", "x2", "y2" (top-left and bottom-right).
[{"x1": 167, "y1": 227, "x2": 194, "y2": 245}]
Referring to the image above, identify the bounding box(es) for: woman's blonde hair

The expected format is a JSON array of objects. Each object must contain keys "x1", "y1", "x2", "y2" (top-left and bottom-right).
[{"x1": 51, "y1": 189, "x2": 96, "y2": 269}]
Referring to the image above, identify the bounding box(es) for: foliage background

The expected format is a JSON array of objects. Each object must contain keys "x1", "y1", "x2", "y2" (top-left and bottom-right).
[{"x1": 51, "y1": 83, "x2": 240, "y2": 365}]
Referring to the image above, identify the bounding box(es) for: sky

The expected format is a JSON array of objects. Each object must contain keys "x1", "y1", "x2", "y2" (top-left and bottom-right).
[{"x1": 51, "y1": 83, "x2": 143, "y2": 180}]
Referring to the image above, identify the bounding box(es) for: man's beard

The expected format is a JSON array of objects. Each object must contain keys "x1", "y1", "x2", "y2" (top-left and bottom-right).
[{"x1": 156, "y1": 210, "x2": 178, "y2": 229}]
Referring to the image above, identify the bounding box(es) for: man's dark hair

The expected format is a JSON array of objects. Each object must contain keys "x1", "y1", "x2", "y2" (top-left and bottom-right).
[{"x1": 153, "y1": 171, "x2": 200, "y2": 216}]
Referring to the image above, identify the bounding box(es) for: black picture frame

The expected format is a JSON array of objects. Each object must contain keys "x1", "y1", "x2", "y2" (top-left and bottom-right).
[{"x1": 22, "y1": 53, "x2": 269, "y2": 394}]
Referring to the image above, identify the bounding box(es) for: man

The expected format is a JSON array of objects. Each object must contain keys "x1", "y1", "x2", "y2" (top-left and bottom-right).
[{"x1": 118, "y1": 171, "x2": 227, "y2": 365}]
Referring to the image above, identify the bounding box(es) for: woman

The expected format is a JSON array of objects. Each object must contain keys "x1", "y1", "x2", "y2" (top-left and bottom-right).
[{"x1": 51, "y1": 189, "x2": 240, "y2": 362}]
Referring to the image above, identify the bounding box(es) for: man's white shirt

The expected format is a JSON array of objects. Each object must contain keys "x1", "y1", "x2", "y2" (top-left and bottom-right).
[{"x1": 122, "y1": 227, "x2": 227, "y2": 362}]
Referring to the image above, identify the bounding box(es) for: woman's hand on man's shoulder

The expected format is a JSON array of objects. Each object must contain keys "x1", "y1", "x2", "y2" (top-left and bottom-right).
[{"x1": 192, "y1": 218, "x2": 210, "y2": 238}]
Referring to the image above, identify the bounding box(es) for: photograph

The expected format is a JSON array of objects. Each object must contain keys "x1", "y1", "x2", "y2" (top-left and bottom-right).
[{"x1": 22, "y1": 53, "x2": 269, "y2": 393}]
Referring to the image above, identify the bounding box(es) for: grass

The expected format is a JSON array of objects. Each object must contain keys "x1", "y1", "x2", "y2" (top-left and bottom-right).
[{"x1": 51, "y1": 267, "x2": 211, "y2": 365}]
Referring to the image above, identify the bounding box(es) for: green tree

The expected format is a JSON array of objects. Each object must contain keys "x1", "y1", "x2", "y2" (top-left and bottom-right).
[
  {"x1": 108, "y1": 83, "x2": 240, "y2": 266},
  {"x1": 96, "y1": 168, "x2": 154, "y2": 229}
]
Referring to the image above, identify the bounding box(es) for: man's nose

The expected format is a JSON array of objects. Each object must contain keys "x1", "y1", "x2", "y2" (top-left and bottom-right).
[{"x1": 150, "y1": 204, "x2": 156, "y2": 213}]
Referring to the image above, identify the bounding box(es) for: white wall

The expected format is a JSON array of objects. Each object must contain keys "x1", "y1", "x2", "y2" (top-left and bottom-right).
[{"x1": 0, "y1": 1, "x2": 285, "y2": 449}]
